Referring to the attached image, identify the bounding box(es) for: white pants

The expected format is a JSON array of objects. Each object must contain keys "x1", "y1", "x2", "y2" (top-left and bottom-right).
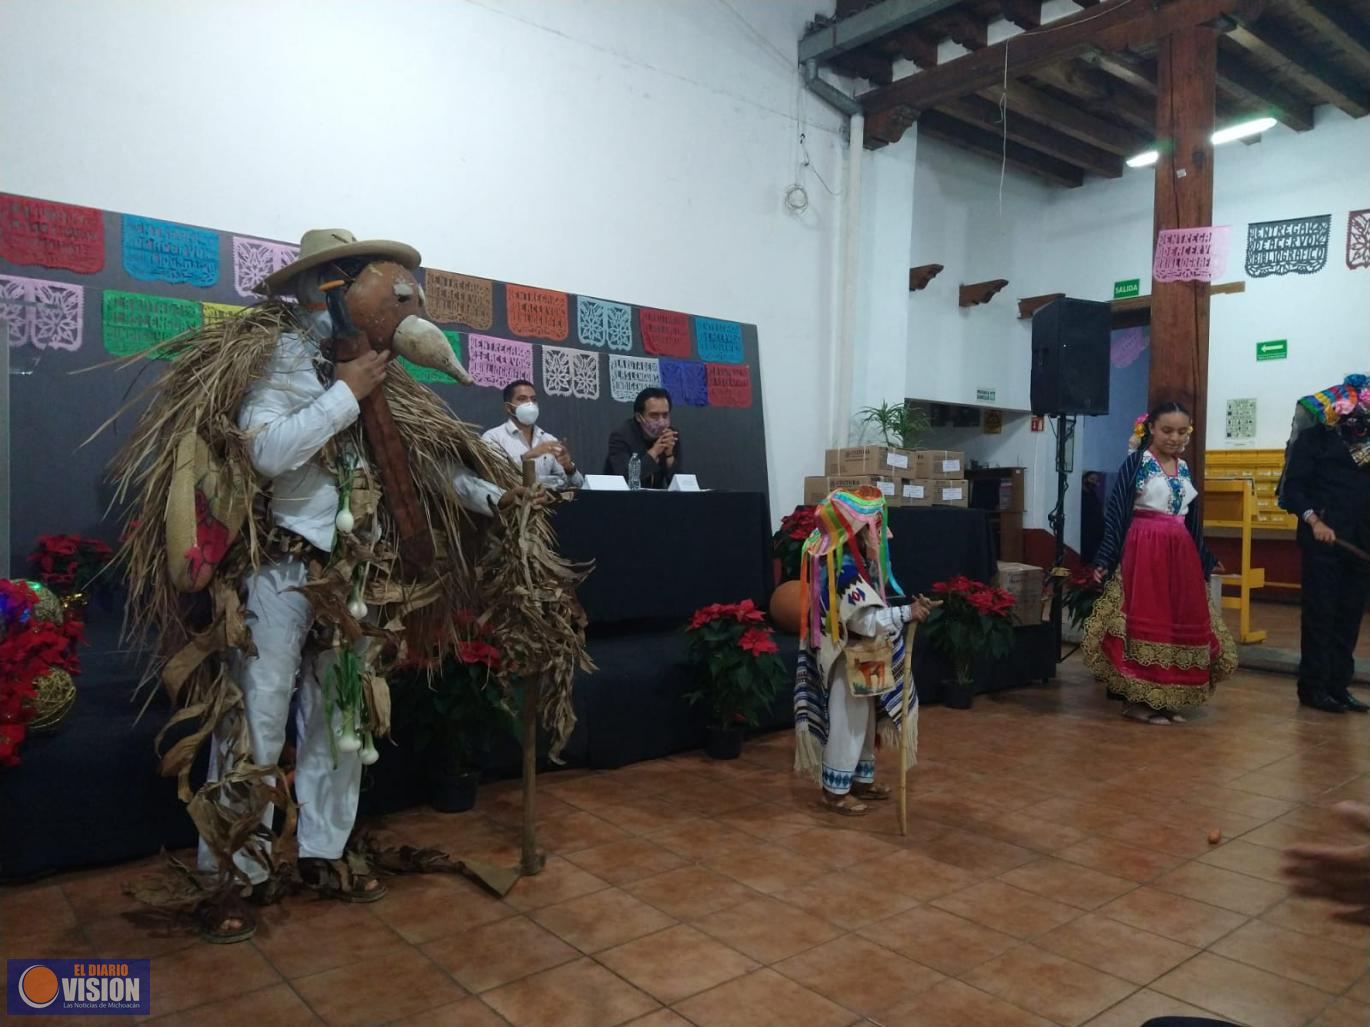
[
  {"x1": 197, "y1": 560, "x2": 367, "y2": 884},
  {"x1": 821, "y1": 670, "x2": 877, "y2": 796}
]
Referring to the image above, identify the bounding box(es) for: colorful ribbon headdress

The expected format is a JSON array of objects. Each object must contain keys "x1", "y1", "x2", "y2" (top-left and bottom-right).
[{"x1": 798, "y1": 486, "x2": 902, "y2": 645}]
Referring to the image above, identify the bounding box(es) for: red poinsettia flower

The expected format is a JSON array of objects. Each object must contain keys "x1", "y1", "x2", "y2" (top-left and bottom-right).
[
  {"x1": 458, "y1": 639, "x2": 501, "y2": 669},
  {"x1": 738, "y1": 626, "x2": 778, "y2": 655},
  {"x1": 733, "y1": 599, "x2": 767, "y2": 624}
]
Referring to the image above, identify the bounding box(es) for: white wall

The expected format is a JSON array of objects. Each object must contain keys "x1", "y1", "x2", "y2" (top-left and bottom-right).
[
  {"x1": 0, "y1": 0, "x2": 847, "y2": 519},
  {"x1": 900, "y1": 107, "x2": 1370, "y2": 548},
  {"x1": 1035, "y1": 107, "x2": 1370, "y2": 450}
]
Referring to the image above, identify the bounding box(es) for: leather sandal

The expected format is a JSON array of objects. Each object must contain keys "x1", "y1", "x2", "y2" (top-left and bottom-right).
[
  {"x1": 851, "y1": 782, "x2": 892, "y2": 801},
  {"x1": 195, "y1": 889, "x2": 257, "y2": 945},
  {"x1": 299, "y1": 855, "x2": 388, "y2": 903},
  {"x1": 820, "y1": 793, "x2": 870, "y2": 817}
]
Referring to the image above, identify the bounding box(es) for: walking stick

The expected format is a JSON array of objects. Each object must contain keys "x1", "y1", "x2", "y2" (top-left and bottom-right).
[
  {"x1": 1335, "y1": 538, "x2": 1370, "y2": 563},
  {"x1": 519, "y1": 460, "x2": 546, "y2": 876},
  {"x1": 898, "y1": 596, "x2": 938, "y2": 837}
]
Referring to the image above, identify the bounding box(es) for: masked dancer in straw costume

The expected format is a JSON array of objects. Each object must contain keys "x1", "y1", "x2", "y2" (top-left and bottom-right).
[
  {"x1": 1084, "y1": 402, "x2": 1236, "y2": 724},
  {"x1": 104, "y1": 229, "x2": 589, "y2": 943},
  {"x1": 794, "y1": 487, "x2": 929, "y2": 817}
]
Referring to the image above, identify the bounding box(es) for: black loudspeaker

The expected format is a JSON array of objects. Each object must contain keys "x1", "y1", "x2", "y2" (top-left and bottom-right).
[{"x1": 1030, "y1": 298, "x2": 1111, "y2": 416}]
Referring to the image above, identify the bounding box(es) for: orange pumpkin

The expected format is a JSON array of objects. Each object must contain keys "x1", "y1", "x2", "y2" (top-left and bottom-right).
[{"x1": 769, "y1": 579, "x2": 805, "y2": 635}]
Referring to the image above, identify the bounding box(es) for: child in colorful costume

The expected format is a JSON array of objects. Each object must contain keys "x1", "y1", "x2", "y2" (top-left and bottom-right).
[
  {"x1": 1084, "y1": 403, "x2": 1236, "y2": 723},
  {"x1": 1278, "y1": 374, "x2": 1370, "y2": 713},
  {"x1": 107, "y1": 230, "x2": 588, "y2": 942},
  {"x1": 793, "y1": 487, "x2": 928, "y2": 816}
]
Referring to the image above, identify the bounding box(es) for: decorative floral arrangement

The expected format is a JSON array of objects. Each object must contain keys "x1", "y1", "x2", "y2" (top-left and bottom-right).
[
  {"x1": 772, "y1": 506, "x2": 817, "y2": 582},
  {"x1": 1061, "y1": 566, "x2": 1104, "y2": 630},
  {"x1": 922, "y1": 577, "x2": 1016, "y2": 687},
  {"x1": 28, "y1": 534, "x2": 114, "y2": 598},
  {"x1": 684, "y1": 600, "x2": 787, "y2": 729},
  {"x1": 0, "y1": 580, "x2": 85, "y2": 768}
]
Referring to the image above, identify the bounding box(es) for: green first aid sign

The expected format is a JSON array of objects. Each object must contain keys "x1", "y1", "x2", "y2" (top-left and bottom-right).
[{"x1": 1256, "y1": 339, "x2": 1288, "y2": 362}]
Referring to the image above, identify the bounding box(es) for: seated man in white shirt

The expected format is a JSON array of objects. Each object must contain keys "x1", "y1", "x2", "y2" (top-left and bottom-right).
[{"x1": 482, "y1": 379, "x2": 584, "y2": 489}]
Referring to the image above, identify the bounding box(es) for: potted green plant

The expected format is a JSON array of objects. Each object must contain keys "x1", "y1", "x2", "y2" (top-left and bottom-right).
[
  {"x1": 394, "y1": 621, "x2": 517, "y2": 812},
  {"x1": 771, "y1": 505, "x2": 818, "y2": 584},
  {"x1": 856, "y1": 400, "x2": 931, "y2": 450},
  {"x1": 923, "y1": 576, "x2": 1016, "y2": 709},
  {"x1": 684, "y1": 600, "x2": 788, "y2": 759}
]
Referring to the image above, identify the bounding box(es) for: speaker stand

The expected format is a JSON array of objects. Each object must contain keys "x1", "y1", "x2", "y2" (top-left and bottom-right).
[{"x1": 1048, "y1": 414, "x2": 1077, "y2": 663}]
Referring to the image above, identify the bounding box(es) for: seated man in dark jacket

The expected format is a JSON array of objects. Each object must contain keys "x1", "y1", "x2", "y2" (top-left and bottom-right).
[
  {"x1": 1279, "y1": 376, "x2": 1370, "y2": 713},
  {"x1": 604, "y1": 386, "x2": 682, "y2": 489}
]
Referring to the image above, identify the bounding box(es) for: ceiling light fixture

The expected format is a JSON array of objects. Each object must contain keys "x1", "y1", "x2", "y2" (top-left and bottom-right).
[{"x1": 1126, "y1": 116, "x2": 1279, "y2": 170}]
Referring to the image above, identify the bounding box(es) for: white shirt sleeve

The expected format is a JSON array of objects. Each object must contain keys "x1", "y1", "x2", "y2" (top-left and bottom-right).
[
  {"x1": 239, "y1": 379, "x2": 360, "y2": 480},
  {"x1": 847, "y1": 603, "x2": 910, "y2": 638},
  {"x1": 451, "y1": 464, "x2": 505, "y2": 517}
]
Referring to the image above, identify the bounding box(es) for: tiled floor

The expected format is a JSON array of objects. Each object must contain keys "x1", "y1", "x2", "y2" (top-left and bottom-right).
[
  {"x1": 1223, "y1": 601, "x2": 1370, "y2": 658},
  {"x1": 5, "y1": 656, "x2": 1370, "y2": 1026}
]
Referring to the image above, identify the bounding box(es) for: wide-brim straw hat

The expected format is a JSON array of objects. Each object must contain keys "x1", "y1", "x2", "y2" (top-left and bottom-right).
[{"x1": 260, "y1": 228, "x2": 420, "y2": 295}]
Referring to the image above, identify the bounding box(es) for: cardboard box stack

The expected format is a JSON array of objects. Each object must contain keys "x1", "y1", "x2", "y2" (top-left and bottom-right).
[
  {"x1": 807, "y1": 447, "x2": 966, "y2": 508},
  {"x1": 995, "y1": 561, "x2": 1045, "y2": 627}
]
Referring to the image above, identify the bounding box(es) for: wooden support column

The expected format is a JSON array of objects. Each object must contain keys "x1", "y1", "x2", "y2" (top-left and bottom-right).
[{"x1": 1150, "y1": 24, "x2": 1217, "y2": 487}]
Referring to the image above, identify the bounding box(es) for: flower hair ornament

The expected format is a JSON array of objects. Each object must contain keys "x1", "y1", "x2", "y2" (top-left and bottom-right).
[{"x1": 1128, "y1": 414, "x2": 1149, "y2": 453}]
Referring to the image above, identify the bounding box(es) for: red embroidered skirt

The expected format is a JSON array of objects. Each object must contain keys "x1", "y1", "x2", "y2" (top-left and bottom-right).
[{"x1": 1083, "y1": 511, "x2": 1236, "y2": 710}]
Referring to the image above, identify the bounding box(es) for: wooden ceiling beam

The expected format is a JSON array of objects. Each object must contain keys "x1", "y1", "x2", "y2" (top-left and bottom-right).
[
  {"x1": 1086, "y1": 50, "x2": 1157, "y2": 95},
  {"x1": 942, "y1": 10, "x2": 989, "y2": 50},
  {"x1": 1214, "y1": 46, "x2": 1316, "y2": 130},
  {"x1": 860, "y1": 0, "x2": 1258, "y2": 115},
  {"x1": 887, "y1": 27, "x2": 940, "y2": 68},
  {"x1": 1031, "y1": 60, "x2": 1157, "y2": 132},
  {"x1": 831, "y1": 50, "x2": 896, "y2": 85},
  {"x1": 1228, "y1": 17, "x2": 1370, "y2": 117},
  {"x1": 976, "y1": 81, "x2": 1148, "y2": 156},
  {"x1": 938, "y1": 94, "x2": 1124, "y2": 176},
  {"x1": 1001, "y1": 0, "x2": 1043, "y2": 32},
  {"x1": 1290, "y1": 1, "x2": 1370, "y2": 79},
  {"x1": 916, "y1": 110, "x2": 1086, "y2": 186},
  {"x1": 799, "y1": 0, "x2": 961, "y2": 64}
]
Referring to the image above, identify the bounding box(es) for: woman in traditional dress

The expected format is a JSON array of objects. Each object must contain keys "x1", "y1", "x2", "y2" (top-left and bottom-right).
[
  {"x1": 793, "y1": 487, "x2": 928, "y2": 816},
  {"x1": 1084, "y1": 402, "x2": 1237, "y2": 723}
]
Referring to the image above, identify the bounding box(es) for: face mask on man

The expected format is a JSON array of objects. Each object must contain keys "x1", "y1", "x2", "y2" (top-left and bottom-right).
[
  {"x1": 513, "y1": 401, "x2": 539, "y2": 426},
  {"x1": 638, "y1": 415, "x2": 671, "y2": 439}
]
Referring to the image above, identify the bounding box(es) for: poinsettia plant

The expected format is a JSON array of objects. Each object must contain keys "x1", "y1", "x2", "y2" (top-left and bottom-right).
[
  {"x1": 393, "y1": 611, "x2": 517, "y2": 770},
  {"x1": 684, "y1": 600, "x2": 788, "y2": 729},
  {"x1": 1061, "y1": 566, "x2": 1103, "y2": 630},
  {"x1": 772, "y1": 506, "x2": 817, "y2": 582},
  {"x1": 923, "y1": 576, "x2": 1016, "y2": 687},
  {"x1": 28, "y1": 534, "x2": 114, "y2": 598},
  {"x1": 0, "y1": 580, "x2": 85, "y2": 768}
]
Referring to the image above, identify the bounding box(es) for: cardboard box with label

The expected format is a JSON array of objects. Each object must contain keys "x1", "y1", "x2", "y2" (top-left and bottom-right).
[
  {"x1": 804, "y1": 474, "x2": 903, "y2": 506},
  {"x1": 899, "y1": 479, "x2": 933, "y2": 507},
  {"x1": 996, "y1": 561, "x2": 1045, "y2": 626},
  {"x1": 912, "y1": 450, "x2": 966, "y2": 480},
  {"x1": 932, "y1": 479, "x2": 969, "y2": 508},
  {"x1": 824, "y1": 446, "x2": 914, "y2": 476}
]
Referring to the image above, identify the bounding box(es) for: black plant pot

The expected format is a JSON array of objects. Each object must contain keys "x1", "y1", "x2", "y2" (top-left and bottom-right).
[
  {"x1": 705, "y1": 725, "x2": 744, "y2": 760},
  {"x1": 430, "y1": 765, "x2": 480, "y2": 813},
  {"x1": 944, "y1": 678, "x2": 975, "y2": 710}
]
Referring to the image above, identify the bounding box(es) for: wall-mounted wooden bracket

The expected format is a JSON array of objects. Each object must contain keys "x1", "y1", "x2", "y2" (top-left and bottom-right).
[
  {"x1": 1017, "y1": 292, "x2": 1065, "y2": 319},
  {"x1": 908, "y1": 264, "x2": 944, "y2": 291},
  {"x1": 959, "y1": 279, "x2": 1009, "y2": 308}
]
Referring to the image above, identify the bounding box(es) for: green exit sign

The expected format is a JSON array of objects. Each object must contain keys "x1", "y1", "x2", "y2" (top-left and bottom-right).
[
  {"x1": 1257, "y1": 339, "x2": 1288, "y2": 362},
  {"x1": 1113, "y1": 278, "x2": 1141, "y2": 300}
]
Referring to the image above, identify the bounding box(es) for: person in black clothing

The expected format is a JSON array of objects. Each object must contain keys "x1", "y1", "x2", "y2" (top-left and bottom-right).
[
  {"x1": 604, "y1": 386, "x2": 682, "y2": 488},
  {"x1": 1279, "y1": 376, "x2": 1370, "y2": 714}
]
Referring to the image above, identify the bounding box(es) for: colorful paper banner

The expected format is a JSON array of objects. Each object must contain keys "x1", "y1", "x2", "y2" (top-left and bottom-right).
[
  {"x1": 0, "y1": 195, "x2": 104, "y2": 274},
  {"x1": 608, "y1": 354, "x2": 661, "y2": 403},
  {"x1": 506, "y1": 284, "x2": 568, "y2": 341},
  {"x1": 658, "y1": 357, "x2": 708, "y2": 407},
  {"x1": 102, "y1": 289, "x2": 202, "y2": 357},
  {"x1": 467, "y1": 333, "x2": 533, "y2": 389},
  {"x1": 542, "y1": 345, "x2": 601, "y2": 399},
  {"x1": 424, "y1": 269, "x2": 493, "y2": 329},
  {"x1": 705, "y1": 363, "x2": 752, "y2": 408},
  {"x1": 0, "y1": 274, "x2": 84, "y2": 350},
  {"x1": 1153, "y1": 226, "x2": 1229, "y2": 283},
  {"x1": 694, "y1": 317, "x2": 743, "y2": 364},
  {"x1": 232, "y1": 236, "x2": 299, "y2": 297},
  {"x1": 576, "y1": 296, "x2": 632, "y2": 351},
  {"x1": 122, "y1": 215, "x2": 219, "y2": 287},
  {"x1": 1245, "y1": 215, "x2": 1330, "y2": 277},
  {"x1": 640, "y1": 307, "x2": 692, "y2": 358}
]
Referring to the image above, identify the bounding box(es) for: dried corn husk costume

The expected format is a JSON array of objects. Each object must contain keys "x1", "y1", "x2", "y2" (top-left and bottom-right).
[
  {"x1": 105, "y1": 230, "x2": 589, "y2": 934},
  {"x1": 793, "y1": 487, "x2": 918, "y2": 810}
]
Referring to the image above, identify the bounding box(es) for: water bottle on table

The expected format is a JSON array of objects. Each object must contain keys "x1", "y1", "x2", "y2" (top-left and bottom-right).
[{"x1": 628, "y1": 453, "x2": 641, "y2": 491}]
